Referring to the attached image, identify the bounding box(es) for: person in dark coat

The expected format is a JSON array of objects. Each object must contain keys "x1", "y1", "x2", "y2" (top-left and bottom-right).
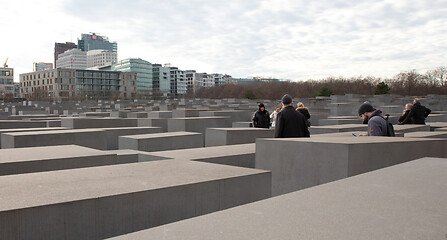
[
  {"x1": 275, "y1": 94, "x2": 310, "y2": 138},
  {"x1": 400, "y1": 98, "x2": 431, "y2": 125},
  {"x1": 398, "y1": 103, "x2": 413, "y2": 124},
  {"x1": 296, "y1": 102, "x2": 311, "y2": 127},
  {"x1": 252, "y1": 103, "x2": 270, "y2": 128}
]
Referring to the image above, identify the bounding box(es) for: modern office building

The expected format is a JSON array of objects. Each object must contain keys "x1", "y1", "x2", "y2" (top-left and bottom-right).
[
  {"x1": 56, "y1": 49, "x2": 87, "y2": 69},
  {"x1": 0, "y1": 67, "x2": 14, "y2": 97},
  {"x1": 33, "y1": 62, "x2": 53, "y2": 72},
  {"x1": 78, "y1": 33, "x2": 117, "y2": 53},
  {"x1": 185, "y1": 70, "x2": 214, "y2": 94},
  {"x1": 152, "y1": 64, "x2": 171, "y2": 97},
  {"x1": 169, "y1": 66, "x2": 187, "y2": 97},
  {"x1": 54, "y1": 42, "x2": 77, "y2": 68},
  {"x1": 112, "y1": 58, "x2": 152, "y2": 97},
  {"x1": 19, "y1": 69, "x2": 136, "y2": 101},
  {"x1": 87, "y1": 50, "x2": 117, "y2": 68}
]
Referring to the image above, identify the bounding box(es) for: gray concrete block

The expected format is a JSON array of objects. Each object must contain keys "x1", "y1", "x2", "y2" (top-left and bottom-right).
[
  {"x1": 0, "y1": 120, "x2": 47, "y2": 129},
  {"x1": 0, "y1": 160, "x2": 271, "y2": 239},
  {"x1": 104, "y1": 127, "x2": 163, "y2": 150},
  {"x1": 61, "y1": 117, "x2": 138, "y2": 129},
  {"x1": 256, "y1": 136, "x2": 447, "y2": 196},
  {"x1": 0, "y1": 127, "x2": 66, "y2": 148},
  {"x1": 309, "y1": 124, "x2": 367, "y2": 135},
  {"x1": 143, "y1": 143, "x2": 256, "y2": 168},
  {"x1": 168, "y1": 117, "x2": 232, "y2": 135},
  {"x1": 137, "y1": 118, "x2": 168, "y2": 132},
  {"x1": 147, "y1": 111, "x2": 172, "y2": 118},
  {"x1": 393, "y1": 124, "x2": 430, "y2": 134},
  {"x1": 119, "y1": 132, "x2": 204, "y2": 152},
  {"x1": 205, "y1": 128, "x2": 274, "y2": 147},
  {"x1": 199, "y1": 110, "x2": 252, "y2": 122},
  {"x1": 404, "y1": 131, "x2": 447, "y2": 138},
  {"x1": 0, "y1": 145, "x2": 121, "y2": 175},
  {"x1": 232, "y1": 122, "x2": 253, "y2": 127},
  {"x1": 110, "y1": 157, "x2": 447, "y2": 240}
]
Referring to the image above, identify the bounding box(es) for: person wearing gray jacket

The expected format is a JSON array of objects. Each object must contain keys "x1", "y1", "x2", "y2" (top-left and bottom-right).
[{"x1": 358, "y1": 102, "x2": 388, "y2": 136}]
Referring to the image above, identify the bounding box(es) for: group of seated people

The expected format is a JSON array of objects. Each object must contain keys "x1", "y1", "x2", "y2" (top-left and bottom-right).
[{"x1": 398, "y1": 98, "x2": 431, "y2": 125}]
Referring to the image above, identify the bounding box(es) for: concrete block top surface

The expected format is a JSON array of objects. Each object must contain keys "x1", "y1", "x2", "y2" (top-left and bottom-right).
[
  {"x1": 109, "y1": 157, "x2": 447, "y2": 240},
  {"x1": 404, "y1": 131, "x2": 447, "y2": 138},
  {"x1": 258, "y1": 136, "x2": 445, "y2": 144},
  {"x1": 147, "y1": 143, "x2": 256, "y2": 160},
  {"x1": 310, "y1": 124, "x2": 365, "y2": 129},
  {"x1": 0, "y1": 160, "x2": 269, "y2": 212},
  {"x1": 120, "y1": 131, "x2": 201, "y2": 139},
  {"x1": 170, "y1": 116, "x2": 231, "y2": 120},
  {"x1": 3, "y1": 128, "x2": 105, "y2": 136},
  {"x1": 0, "y1": 145, "x2": 111, "y2": 164},
  {"x1": 207, "y1": 127, "x2": 273, "y2": 132},
  {"x1": 428, "y1": 122, "x2": 447, "y2": 128}
]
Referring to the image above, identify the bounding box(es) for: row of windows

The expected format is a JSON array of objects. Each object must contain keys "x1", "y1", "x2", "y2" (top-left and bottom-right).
[
  {"x1": 0, "y1": 71, "x2": 12, "y2": 76},
  {"x1": 0, "y1": 79, "x2": 13, "y2": 84}
]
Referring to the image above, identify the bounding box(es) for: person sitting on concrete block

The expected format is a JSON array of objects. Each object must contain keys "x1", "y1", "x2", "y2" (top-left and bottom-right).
[{"x1": 400, "y1": 98, "x2": 431, "y2": 125}]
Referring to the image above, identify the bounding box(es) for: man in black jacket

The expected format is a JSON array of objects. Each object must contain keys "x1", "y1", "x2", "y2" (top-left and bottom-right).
[
  {"x1": 252, "y1": 103, "x2": 270, "y2": 128},
  {"x1": 275, "y1": 94, "x2": 310, "y2": 138},
  {"x1": 400, "y1": 98, "x2": 431, "y2": 125}
]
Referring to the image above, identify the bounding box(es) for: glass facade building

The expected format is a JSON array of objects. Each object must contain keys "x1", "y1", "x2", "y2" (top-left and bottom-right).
[
  {"x1": 112, "y1": 58, "x2": 153, "y2": 97},
  {"x1": 0, "y1": 68, "x2": 14, "y2": 96},
  {"x1": 78, "y1": 33, "x2": 117, "y2": 53}
]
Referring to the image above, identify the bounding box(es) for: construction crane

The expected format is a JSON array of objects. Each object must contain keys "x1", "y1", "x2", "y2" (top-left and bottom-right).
[{"x1": 3, "y1": 57, "x2": 8, "y2": 68}]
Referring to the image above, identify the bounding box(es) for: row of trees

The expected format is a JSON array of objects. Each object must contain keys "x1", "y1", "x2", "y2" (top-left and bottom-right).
[{"x1": 188, "y1": 67, "x2": 447, "y2": 99}]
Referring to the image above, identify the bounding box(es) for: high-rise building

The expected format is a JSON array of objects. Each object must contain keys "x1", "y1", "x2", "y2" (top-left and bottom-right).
[
  {"x1": 19, "y1": 69, "x2": 136, "y2": 101},
  {"x1": 33, "y1": 62, "x2": 53, "y2": 72},
  {"x1": 54, "y1": 42, "x2": 77, "y2": 68},
  {"x1": 0, "y1": 67, "x2": 14, "y2": 97},
  {"x1": 56, "y1": 49, "x2": 87, "y2": 69},
  {"x1": 112, "y1": 58, "x2": 152, "y2": 97},
  {"x1": 86, "y1": 50, "x2": 117, "y2": 69},
  {"x1": 78, "y1": 33, "x2": 117, "y2": 53}
]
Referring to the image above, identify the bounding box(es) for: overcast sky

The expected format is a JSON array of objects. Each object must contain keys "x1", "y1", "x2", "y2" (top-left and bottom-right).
[{"x1": 1, "y1": 0, "x2": 446, "y2": 81}]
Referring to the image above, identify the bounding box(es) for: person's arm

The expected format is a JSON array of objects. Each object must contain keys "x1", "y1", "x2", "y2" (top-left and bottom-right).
[
  {"x1": 398, "y1": 110, "x2": 409, "y2": 123},
  {"x1": 401, "y1": 108, "x2": 415, "y2": 124},
  {"x1": 274, "y1": 113, "x2": 283, "y2": 138},
  {"x1": 252, "y1": 112, "x2": 258, "y2": 127},
  {"x1": 368, "y1": 117, "x2": 385, "y2": 136},
  {"x1": 424, "y1": 107, "x2": 431, "y2": 118}
]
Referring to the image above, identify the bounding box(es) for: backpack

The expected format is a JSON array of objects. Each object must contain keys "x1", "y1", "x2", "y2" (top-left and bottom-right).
[{"x1": 384, "y1": 114, "x2": 395, "y2": 137}]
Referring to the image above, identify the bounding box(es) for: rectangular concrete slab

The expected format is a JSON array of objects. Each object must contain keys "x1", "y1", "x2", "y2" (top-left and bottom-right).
[
  {"x1": 108, "y1": 157, "x2": 447, "y2": 240},
  {"x1": 256, "y1": 136, "x2": 447, "y2": 196},
  {"x1": 144, "y1": 143, "x2": 256, "y2": 168},
  {"x1": 61, "y1": 117, "x2": 138, "y2": 129},
  {"x1": 205, "y1": 128, "x2": 274, "y2": 147},
  {"x1": 167, "y1": 116, "x2": 232, "y2": 135},
  {"x1": 119, "y1": 132, "x2": 204, "y2": 152},
  {"x1": 0, "y1": 120, "x2": 47, "y2": 129},
  {"x1": 0, "y1": 160, "x2": 271, "y2": 239},
  {"x1": 0, "y1": 145, "x2": 122, "y2": 175},
  {"x1": 309, "y1": 124, "x2": 367, "y2": 135}
]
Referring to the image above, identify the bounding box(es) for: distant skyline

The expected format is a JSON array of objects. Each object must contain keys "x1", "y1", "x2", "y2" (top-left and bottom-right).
[{"x1": 1, "y1": 0, "x2": 446, "y2": 82}]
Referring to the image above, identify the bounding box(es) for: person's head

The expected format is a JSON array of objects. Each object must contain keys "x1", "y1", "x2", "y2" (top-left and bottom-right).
[
  {"x1": 275, "y1": 107, "x2": 280, "y2": 112},
  {"x1": 405, "y1": 103, "x2": 413, "y2": 110},
  {"x1": 297, "y1": 102, "x2": 304, "y2": 108},
  {"x1": 358, "y1": 102, "x2": 375, "y2": 122},
  {"x1": 281, "y1": 94, "x2": 293, "y2": 107},
  {"x1": 258, "y1": 103, "x2": 265, "y2": 111},
  {"x1": 413, "y1": 98, "x2": 421, "y2": 104}
]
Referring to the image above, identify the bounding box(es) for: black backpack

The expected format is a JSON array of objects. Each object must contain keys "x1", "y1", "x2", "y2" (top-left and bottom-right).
[{"x1": 384, "y1": 114, "x2": 395, "y2": 137}]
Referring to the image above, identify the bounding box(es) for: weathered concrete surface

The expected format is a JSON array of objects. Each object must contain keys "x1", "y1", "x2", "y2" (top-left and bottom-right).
[
  {"x1": 109, "y1": 157, "x2": 447, "y2": 240},
  {"x1": 393, "y1": 124, "x2": 430, "y2": 134},
  {"x1": 404, "y1": 131, "x2": 447, "y2": 138},
  {"x1": 309, "y1": 124, "x2": 367, "y2": 135},
  {"x1": 205, "y1": 128, "x2": 274, "y2": 147},
  {"x1": 199, "y1": 110, "x2": 252, "y2": 122},
  {"x1": 61, "y1": 117, "x2": 138, "y2": 129},
  {"x1": 256, "y1": 136, "x2": 447, "y2": 196},
  {"x1": 0, "y1": 127, "x2": 66, "y2": 148},
  {"x1": 168, "y1": 116, "x2": 232, "y2": 135},
  {"x1": 119, "y1": 132, "x2": 204, "y2": 152},
  {"x1": 0, "y1": 160, "x2": 271, "y2": 240},
  {"x1": 0, "y1": 145, "x2": 121, "y2": 175},
  {"x1": 1, "y1": 127, "x2": 162, "y2": 150},
  {"x1": 143, "y1": 143, "x2": 256, "y2": 168},
  {"x1": 0, "y1": 120, "x2": 47, "y2": 129}
]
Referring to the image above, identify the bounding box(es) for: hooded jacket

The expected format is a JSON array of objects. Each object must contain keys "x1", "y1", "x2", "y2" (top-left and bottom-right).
[
  {"x1": 367, "y1": 110, "x2": 388, "y2": 136},
  {"x1": 296, "y1": 106, "x2": 311, "y2": 120}
]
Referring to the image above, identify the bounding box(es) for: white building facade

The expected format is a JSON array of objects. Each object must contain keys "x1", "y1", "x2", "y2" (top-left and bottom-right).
[
  {"x1": 87, "y1": 50, "x2": 117, "y2": 68},
  {"x1": 56, "y1": 49, "x2": 87, "y2": 69}
]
